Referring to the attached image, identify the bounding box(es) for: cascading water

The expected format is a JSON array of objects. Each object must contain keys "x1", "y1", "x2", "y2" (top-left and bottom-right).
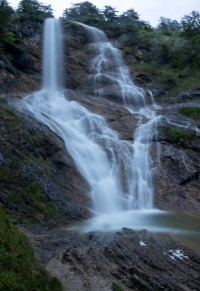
[
  {"x1": 81, "y1": 24, "x2": 147, "y2": 110},
  {"x1": 43, "y1": 19, "x2": 63, "y2": 92},
  {"x1": 81, "y1": 23, "x2": 161, "y2": 211},
  {"x1": 19, "y1": 18, "x2": 163, "y2": 232}
]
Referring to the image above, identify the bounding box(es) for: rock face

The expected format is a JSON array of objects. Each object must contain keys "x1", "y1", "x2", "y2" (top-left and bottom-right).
[
  {"x1": 0, "y1": 37, "x2": 42, "y2": 94},
  {"x1": 154, "y1": 104, "x2": 200, "y2": 212},
  {"x1": 21, "y1": 225, "x2": 200, "y2": 291}
]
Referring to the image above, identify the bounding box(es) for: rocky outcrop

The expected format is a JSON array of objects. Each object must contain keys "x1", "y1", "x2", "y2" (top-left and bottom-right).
[
  {"x1": 0, "y1": 37, "x2": 42, "y2": 94},
  {"x1": 67, "y1": 90, "x2": 138, "y2": 140},
  {"x1": 154, "y1": 103, "x2": 200, "y2": 212},
  {"x1": 21, "y1": 225, "x2": 200, "y2": 291}
]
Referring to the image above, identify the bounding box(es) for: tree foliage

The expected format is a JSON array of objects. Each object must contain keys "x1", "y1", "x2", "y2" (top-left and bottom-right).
[
  {"x1": 180, "y1": 11, "x2": 200, "y2": 67},
  {"x1": 102, "y1": 5, "x2": 118, "y2": 22},
  {"x1": 0, "y1": 0, "x2": 199, "y2": 92},
  {"x1": 63, "y1": 1, "x2": 103, "y2": 25},
  {"x1": 181, "y1": 11, "x2": 200, "y2": 38},
  {"x1": 0, "y1": 0, "x2": 15, "y2": 51},
  {"x1": 157, "y1": 17, "x2": 181, "y2": 35},
  {"x1": 16, "y1": 0, "x2": 53, "y2": 23},
  {"x1": 119, "y1": 9, "x2": 139, "y2": 25}
]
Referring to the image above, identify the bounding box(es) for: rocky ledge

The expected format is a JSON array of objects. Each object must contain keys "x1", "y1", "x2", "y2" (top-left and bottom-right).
[{"x1": 21, "y1": 224, "x2": 200, "y2": 291}]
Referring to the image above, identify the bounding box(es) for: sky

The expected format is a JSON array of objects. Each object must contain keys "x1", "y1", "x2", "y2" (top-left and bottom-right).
[{"x1": 9, "y1": 0, "x2": 200, "y2": 27}]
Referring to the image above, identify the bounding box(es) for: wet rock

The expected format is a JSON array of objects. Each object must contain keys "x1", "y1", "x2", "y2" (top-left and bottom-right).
[
  {"x1": 20, "y1": 225, "x2": 200, "y2": 291},
  {"x1": 134, "y1": 72, "x2": 153, "y2": 85},
  {"x1": 157, "y1": 89, "x2": 200, "y2": 105},
  {"x1": 63, "y1": 23, "x2": 91, "y2": 90},
  {"x1": 153, "y1": 105, "x2": 200, "y2": 212},
  {"x1": 151, "y1": 87, "x2": 169, "y2": 99},
  {"x1": 0, "y1": 55, "x2": 17, "y2": 74},
  {"x1": 67, "y1": 91, "x2": 138, "y2": 141}
]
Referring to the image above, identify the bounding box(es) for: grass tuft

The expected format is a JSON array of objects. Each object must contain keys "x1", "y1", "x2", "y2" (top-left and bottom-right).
[
  {"x1": 163, "y1": 126, "x2": 196, "y2": 145},
  {"x1": 179, "y1": 107, "x2": 200, "y2": 121}
]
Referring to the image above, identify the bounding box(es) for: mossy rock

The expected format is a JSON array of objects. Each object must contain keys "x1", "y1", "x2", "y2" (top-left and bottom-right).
[
  {"x1": 179, "y1": 107, "x2": 200, "y2": 121},
  {"x1": 112, "y1": 282, "x2": 124, "y2": 291},
  {"x1": 163, "y1": 126, "x2": 196, "y2": 146},
  {"x1": 9, "y1": 181, "x2": 59, "y2": 223}
]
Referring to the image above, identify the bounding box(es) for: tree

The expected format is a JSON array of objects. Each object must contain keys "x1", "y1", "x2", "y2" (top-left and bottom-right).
[
  {"x1": 157, "y1": 17, "x2": 181, "y2": 35},
  {"x1": 16, "y1": 0, "x2": 53, "y2": 23},
  {"x1": 180, "y1": 11, "x2": 200, "y2": 67},
  {"x1": 63, "y1": 1, "x2": 103, "y2": 25},
  {"x1": 181, "y1": 11, "x2": 200, "y2": 38},
  {"x1": 102, "y1": 6, "x2": 118, "y2": 22},
  {"x1": 119, "y1": 9, "x2": 139, "y2": 25},
  {"x1": 0, "y1": 0, "x2": 15, "y2": 51},
  {"x1": 0, "y1": 0, "x2": 14, "y2": 17}
]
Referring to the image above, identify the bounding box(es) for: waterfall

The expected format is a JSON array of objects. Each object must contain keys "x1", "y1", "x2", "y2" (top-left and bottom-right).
[
  {"x1": 20, "y1": 19, "x2": 162, "y2": 231},
  {"x1": 81, "y1": 23, "x2": 161, "y2": 210},
  {"x1": 80, "y1": 23, "x2": 147, "y2": 110},
  {"x1": 42, "y1": 19, "x2": 63, "y2": 92}
]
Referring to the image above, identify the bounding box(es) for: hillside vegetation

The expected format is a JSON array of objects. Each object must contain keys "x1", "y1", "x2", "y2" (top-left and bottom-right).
[
  {"x1": 0, "y1": 209, "x2": 62, "y2": 290},
  {"x1": 0, "y1": 0, "x2": 199, "y2": 94}
]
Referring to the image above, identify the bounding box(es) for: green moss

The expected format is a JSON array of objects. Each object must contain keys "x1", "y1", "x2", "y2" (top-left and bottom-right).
[
  {"x1": 29, "y1": 154, "x2": 50, "y2": 169},
  {"x1": 0, "y1": 104, "x2": 23, "y2": 125},
  {"x1": 0, "y1": 158, "x2": 19, "y2": 190},
  {"x1": 10, "y1": 181, "x2": 59, "y2": 222},
  {"x1": 0, "y1": 165, "x2": 15, "y2": 189},
  {"x1": 0, "y1": 209, "x2": 63, "y2": 291},
  {"x1": 163, "y1": 126, "x2": 196, "y2": 145},
  {"x1": 2, "y1": 145, "x2": 11, "y2": 154},
  {"x1": 112, "y1": 282, "x2": 124, "y2": 291},
  {"x1": 179, "y1": 107, "x2": 200, "y2": 121}
]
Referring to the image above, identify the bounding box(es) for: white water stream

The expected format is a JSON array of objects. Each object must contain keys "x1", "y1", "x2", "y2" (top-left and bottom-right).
[
  {"x1": 20, "y1": 18, "x2": 164, "y2": 231},
  {"x1": 82, "y1": 23, "x2": 161, "y2": 210}
]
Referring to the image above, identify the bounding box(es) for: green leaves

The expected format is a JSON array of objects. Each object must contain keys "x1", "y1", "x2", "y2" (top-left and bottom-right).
[
  {"x1": 16, "y1": 0, "x2": 53, "y2": 22},
  {"x1": 63, "y1": 1, "x2": 103, "y2": 25},
  {"x1": 181, "y1": 11, "x2": 200, "y2": 38},
  {"x1": 0, "y1": 0, "x2": 15, "y2": 51}
]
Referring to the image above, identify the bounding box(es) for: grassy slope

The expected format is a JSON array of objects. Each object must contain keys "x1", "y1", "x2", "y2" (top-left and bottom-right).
[
  {"x1": 0, "y1": 210, "x2": 63, "y2": 291},
  {"x1": 134, "y1": 63, "x2": 200, "y2": 95}
]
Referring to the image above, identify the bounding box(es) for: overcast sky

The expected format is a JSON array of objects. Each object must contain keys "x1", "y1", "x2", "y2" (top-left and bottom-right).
[{"x1": 9, "y1": 0, "x2": 200, "y2": 26}]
